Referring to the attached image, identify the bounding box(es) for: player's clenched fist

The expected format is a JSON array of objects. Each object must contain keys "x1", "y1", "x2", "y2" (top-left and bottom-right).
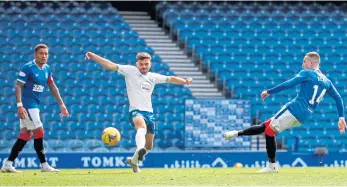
[
  {"x1": 338, "y1": 117, "x2": 347, "y2": 134},
  {"x1": 60, "y1": 105, "x2": 69, "y2": 117},
  {"x1": 261, "y1": 90, "x2": 269, "y2": 101},
  {"x1": 85, "y1": 52, "x2": 94, "y2": 60},
  {"x1": 185, "y1": 77, "x2": 193, "y2": 85}
]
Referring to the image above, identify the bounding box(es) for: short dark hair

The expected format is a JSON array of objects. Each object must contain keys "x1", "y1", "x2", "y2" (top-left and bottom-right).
[
  {"x1": 136, "y1": 52, "x2": 151, "y2": 61},
  {"x1": 34, "y1": 44, "x2": 49, "y2": 53}
]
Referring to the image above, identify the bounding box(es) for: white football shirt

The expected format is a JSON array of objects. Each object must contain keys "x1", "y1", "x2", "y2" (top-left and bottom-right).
[{"x1": 117, "y1": 65, "x2": 168, "y2": 112}]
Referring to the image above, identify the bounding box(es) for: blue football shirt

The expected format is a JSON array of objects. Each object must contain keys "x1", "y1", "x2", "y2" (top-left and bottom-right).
[
  {"x1": 17, "y1": 60, "x2": 52, "y2": 109},
  {"x1": 267, "y1": 69, "x2": 344, "y2": 124}
]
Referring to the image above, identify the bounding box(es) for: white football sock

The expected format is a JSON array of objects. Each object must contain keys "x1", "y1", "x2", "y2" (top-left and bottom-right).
[{"x1": 131, "y1": 128, "x2": 146, "y2": 164}]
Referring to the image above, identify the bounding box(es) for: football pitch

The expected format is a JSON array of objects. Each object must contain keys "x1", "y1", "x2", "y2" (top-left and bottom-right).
[{"x1": 1, "y1": 167, "x2": 346, "y2": 186}]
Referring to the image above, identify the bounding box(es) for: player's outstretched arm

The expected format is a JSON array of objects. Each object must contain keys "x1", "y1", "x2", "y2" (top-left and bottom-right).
[
  {"x1": 167, "y1": 76, "x2": 193, "y2": 85},
  {"x1": 15, "y1": 81, "x2": 27, "y2": 119},
  {"x1": 48, "y1": 82, "x2": 69, "y2": 117},
  {"x1": 262, "y1": 70, "x2": 308, "y2": 100},
  {"x1": 85, "y1": 52, "x2": 119, "y2": 71}
]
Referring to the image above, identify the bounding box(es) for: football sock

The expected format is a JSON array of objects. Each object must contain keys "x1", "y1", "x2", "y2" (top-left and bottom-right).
[
  {"x1": 135, "y1": 128, "x2": 146, "y2": 150},
  {"x1": 238, "y1": 123, "x2": 265, "y2": 136},
  {"x1": 265, "y1": 135, "x2": 277, "y2": 163},
  {"x1": 34, "y1": 138, "x2": 46, "y2": 163},
  {"x1": 8, "y1": 139, "x2": 27, "y2": 162},
  {"x1": 131, "y1": 128, "x2": 146, "y2": 164}
]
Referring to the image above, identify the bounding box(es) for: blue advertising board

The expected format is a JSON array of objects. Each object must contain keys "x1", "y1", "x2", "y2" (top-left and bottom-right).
[{"x1": 1, "y1": 152, "x2": 346, "y2": 169}]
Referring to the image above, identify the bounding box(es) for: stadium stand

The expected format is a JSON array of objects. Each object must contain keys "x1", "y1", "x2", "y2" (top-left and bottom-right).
[
  {"x1": 0, "y1": 1, "x2": 193, "y2": 152},
  {"x1": 157, "y1": 1, "x2": 347, "y2": 152},
  {"x1": 1, "y1": 1, "x2": 346, "y2": 152}
]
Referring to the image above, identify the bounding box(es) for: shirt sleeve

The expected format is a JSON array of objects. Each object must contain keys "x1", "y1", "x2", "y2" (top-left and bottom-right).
[
  {"x1": 267, "y1": 70, "x2": 308, "y2": 94},
  {"x1": 151, "y1": 73, "x2": 169, "y2": 84},
  {"x1": 327, "y1": 82, "x2": 345, "y2": 118},
  {"x1": 47, "y1": 67, "x2": 54, "y2": 84},
  {"x1": 17, "y1": 65, "x2": 30, "y2": 84},
  {"x1": 117, "y1": 65, "x2": 136, "y2": 77}
]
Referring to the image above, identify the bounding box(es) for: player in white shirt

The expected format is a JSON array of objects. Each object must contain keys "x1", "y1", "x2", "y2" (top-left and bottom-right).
[{"x1": 86, "y1": 51, "x2": 192, "y2": 173}]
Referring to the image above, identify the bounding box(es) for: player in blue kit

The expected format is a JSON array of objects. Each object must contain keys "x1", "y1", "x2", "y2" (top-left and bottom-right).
[
  {"x1": 224, "y1": 52, "x2": 346, "y2": 173},
  {"x1": 1, "y1": 44, "x2": 69, "y2": 173}
]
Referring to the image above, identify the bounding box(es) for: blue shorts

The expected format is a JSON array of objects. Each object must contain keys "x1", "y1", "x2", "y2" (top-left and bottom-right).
[{"x1": 129, "y1": 110, "x2": 156, "y2": 134}]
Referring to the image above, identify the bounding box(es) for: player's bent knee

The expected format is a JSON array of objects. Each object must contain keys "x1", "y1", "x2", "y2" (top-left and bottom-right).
[
  {"x1": 264, "y1": 118, "x2": 272, "y2": 127},
  {"x1": 33, "y1": 128, "x2": 45, "y2": 139},
  {"x1": 265, "y1": 126, "x2": 276, "y2": 137}
]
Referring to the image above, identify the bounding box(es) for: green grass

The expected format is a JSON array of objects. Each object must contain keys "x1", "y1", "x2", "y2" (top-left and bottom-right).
[{"x1": 1, "y1": 167, "x2": 346, "y2": 186}]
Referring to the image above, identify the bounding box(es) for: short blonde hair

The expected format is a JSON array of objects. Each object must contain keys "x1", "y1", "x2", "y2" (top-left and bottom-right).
[
  {"x1": 305, "y1": 51, "x2": 320, "y2": 64},
  {"x1": 136, "y1": 52, "x2": 151, "y2": 61}
]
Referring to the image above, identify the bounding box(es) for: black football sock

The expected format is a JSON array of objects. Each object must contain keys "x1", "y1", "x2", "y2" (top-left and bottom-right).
[
  {"x1": 8, "y1": 139, "x2": 27, "y2": 161},
  {"x1": 265, "y1": 135, "x2": 277, "y2": 163},
  {"x1": 34, "y1": 138, "x2": 46, "y2": 163},
  {"x1": 238, "y1": 123, "x2": 266, "y2": 136}
]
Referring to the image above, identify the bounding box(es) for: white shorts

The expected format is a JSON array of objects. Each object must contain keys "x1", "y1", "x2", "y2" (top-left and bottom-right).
[
  {"x1": 270, "y1": 106, "x2": 301, "y2": 133},
  {"x1": 20, "y1": 108, "x2": 43, "y2": 130}
]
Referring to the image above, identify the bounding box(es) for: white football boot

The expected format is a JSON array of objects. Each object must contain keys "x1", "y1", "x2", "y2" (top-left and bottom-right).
[
  {"x1": 1, "y1": 164, "x2": 22, "y2": 173},
  {"x1": 257, "y1": 163, "x2": 279, "y2": 173},
  {"x1": 224, "y1": 130, "x2": 238, "y2": 140},
  {"x1": 41, "y1": 165, "x2": 59, "y2": 172},
  {"x1": 126, "y1": 158, "x2": 140, "y2": 173}
]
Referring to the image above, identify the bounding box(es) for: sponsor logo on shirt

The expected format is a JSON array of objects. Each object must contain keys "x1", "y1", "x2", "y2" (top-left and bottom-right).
[
  {"x1": 140, "y1": 81, "x2": 152, "y2": 91},
  {"x1": 33, "y1": 84, "x2": 44, "y2": 92}
]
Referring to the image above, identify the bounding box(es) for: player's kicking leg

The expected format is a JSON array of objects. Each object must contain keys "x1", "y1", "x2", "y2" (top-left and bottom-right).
[
  {"x1": 127, "y1": 115, "x2": 147, "y2": 173},
  {"x1": 224, "y1": 119, "x2": 271, "y2": 140},
  {"x1": 126, "y1": 123, "x2": 154, "y2": 173},
  {"x1": 224, "y1": 118, "x2": 279, "y2": 173}
]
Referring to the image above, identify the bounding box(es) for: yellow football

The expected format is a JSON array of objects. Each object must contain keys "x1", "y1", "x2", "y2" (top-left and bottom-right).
[{"x1": 101, "y1": 127, "x2": 121, "y2": 146}]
